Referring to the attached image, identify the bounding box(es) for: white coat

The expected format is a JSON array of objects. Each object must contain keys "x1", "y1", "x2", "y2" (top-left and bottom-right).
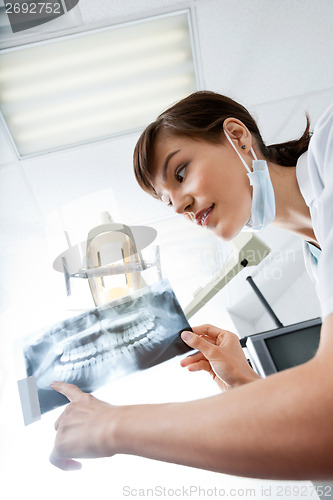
[{"x1": 296, "y1": 103, "x2": 333, "y2": 319}]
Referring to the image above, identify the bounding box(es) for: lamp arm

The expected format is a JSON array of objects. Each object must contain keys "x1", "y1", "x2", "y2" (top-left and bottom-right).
[{"x1": 184, "y1": 233, "x2": 271, "y2": 320}]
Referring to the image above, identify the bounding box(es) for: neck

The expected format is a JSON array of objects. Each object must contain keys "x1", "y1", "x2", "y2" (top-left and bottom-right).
[{"x1": 268, "y1": 161, "x2": 319, "y2": 247}]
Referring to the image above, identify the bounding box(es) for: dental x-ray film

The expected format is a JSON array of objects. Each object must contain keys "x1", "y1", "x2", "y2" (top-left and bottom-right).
[{"x1": 16, "y1": 279, "x2": 191, "y2": 424}]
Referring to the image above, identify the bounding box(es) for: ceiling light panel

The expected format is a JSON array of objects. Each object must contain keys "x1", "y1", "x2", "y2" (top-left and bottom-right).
[{"x1": 0, "y1": 11, "x2": 198, "y2": 157}]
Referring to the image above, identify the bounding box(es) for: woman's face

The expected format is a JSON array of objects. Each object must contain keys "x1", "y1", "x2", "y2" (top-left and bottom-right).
[{"x1": 151, "y1": 131, "x2": 253, "y2": 241}]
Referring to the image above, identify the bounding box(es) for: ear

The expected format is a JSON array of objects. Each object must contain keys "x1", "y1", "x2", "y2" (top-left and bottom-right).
[{"x1": 222, "y1": 118, "x2": 252, "y2": 151}]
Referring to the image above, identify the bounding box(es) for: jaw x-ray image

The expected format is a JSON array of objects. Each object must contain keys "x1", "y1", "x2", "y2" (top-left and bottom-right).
[{"x1": 18, "y1": 279, "x2": 192, "y2": 420}]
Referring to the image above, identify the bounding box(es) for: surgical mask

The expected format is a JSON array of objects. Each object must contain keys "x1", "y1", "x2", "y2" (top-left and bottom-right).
[{"x1": 224, "y1": 130, "x2": 276, "y2": 231}]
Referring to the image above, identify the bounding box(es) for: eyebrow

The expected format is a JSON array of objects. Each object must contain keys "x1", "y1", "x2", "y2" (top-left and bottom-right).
[{"x1": 162, "y1": 149, "x2": 181, "y2": 181}]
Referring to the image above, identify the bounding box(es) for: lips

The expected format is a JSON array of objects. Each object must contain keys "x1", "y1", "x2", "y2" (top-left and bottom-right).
[{"x1": 195, "y1": 204, "x2": 215, "y2": 227}]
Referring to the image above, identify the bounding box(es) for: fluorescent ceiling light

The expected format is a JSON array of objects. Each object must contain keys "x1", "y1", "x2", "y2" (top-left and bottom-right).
[{"x1": 0, "y1": 11, "x2": 198, "y2": 157}]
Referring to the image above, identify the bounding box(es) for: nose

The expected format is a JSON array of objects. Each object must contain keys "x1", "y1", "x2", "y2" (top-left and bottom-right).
[{"x1": 172, "y1": 193, "x2": 193, "y2": 215}]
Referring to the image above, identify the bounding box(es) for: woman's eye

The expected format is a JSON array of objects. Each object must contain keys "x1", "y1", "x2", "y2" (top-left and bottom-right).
[{"x1": 175, "y1": 165, "x2": 186, "y2": 182}]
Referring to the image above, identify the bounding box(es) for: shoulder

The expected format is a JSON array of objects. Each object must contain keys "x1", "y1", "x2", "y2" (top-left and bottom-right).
[{"x1": 309, "y1": 103, "x2": 333, "y2": 172}]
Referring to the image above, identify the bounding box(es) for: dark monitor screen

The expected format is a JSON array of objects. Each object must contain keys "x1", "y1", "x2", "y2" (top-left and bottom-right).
[{"x1": 264, "y1": 324, "x2": 321, "y2": 372}]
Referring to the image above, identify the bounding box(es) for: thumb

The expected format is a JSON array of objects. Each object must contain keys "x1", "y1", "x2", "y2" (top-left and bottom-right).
[{"x1": 181, "y1": 331, "x2": 221, "y2": 361}]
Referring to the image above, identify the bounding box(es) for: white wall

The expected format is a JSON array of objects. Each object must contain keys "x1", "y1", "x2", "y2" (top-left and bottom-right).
[{"x1": 1, "y1": 0, "x2": 333, "y2": 498}]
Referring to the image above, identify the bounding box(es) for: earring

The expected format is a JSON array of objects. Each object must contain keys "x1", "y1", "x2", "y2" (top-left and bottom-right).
[{"x1": 241, "y1": 145, "x2": 246, "y2": 150}]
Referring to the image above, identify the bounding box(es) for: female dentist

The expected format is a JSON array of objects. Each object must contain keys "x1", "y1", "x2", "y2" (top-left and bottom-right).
[{"x1": 49, "y1": 91, "x2": 333, "y2": 479}]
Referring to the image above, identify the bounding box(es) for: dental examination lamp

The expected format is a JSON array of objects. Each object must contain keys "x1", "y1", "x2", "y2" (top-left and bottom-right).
[
  {"x1": 53, "y1": 213, "x2": 159, "y2": 306},
  {"x1": 184, "y1": 232, "x2": 271, "y2": 320}
]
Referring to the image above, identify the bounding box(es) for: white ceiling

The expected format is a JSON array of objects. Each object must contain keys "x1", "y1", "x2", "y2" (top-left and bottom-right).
[{"x1": 1, "y1": 0, "x2": 332, "y2": 497}]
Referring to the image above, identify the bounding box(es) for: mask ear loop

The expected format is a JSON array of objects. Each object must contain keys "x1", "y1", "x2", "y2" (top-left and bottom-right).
[
  {"x1": 250, "y1": 146, "x2": 258, "y2": 161},
  {"x1": 223, "y1": 130, "x2": 257, "y2": 172}
]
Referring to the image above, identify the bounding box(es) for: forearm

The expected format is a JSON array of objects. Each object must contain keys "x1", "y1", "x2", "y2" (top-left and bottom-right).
[{"x1": 111, "y1": 357, "x2": 333, "y2": 480}]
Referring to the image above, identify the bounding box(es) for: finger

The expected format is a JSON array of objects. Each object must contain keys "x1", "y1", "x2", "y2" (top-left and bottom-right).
[
  {"x1": 187, "y1": 360, "x2": 211, "y2": 373},
  {"x1": 180, "y1": 351, "x2": 206, "y2": 367},
  {"x1": 49, "y1": 452, "x2": 82, "y2": 471},
  {"x1": 198, "y1": 336, "x2": 216, "y2": 345},
  {"x1": 50, "y1": 381, "x2": 84, "y2": 402},
  {"x1": 181, "y1": 331, "x2": 221, "y2": 360},
  {"x1": 191, "y1": 324, "x2": 226, "y2": 339}
]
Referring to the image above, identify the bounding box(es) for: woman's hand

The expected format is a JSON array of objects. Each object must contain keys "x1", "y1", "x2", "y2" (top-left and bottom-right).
[
  {"x1": 180, "y1": 325, "x2": 261, "y2": 392},
  {"x1": 49, "y1": 382, "x2": 117, "y2": 471}
]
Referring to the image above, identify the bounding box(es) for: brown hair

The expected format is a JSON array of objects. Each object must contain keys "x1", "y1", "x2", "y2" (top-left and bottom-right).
[{"x1": 133, "y1": 90, "x2": 311, "y2": 198}]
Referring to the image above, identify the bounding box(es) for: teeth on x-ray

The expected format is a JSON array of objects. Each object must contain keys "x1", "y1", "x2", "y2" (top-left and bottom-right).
[
  {"x1": 55, "y1": 311, "x2": 158, "y2": 372},
  {"x1": 22, "y1": 280, "x2": 191, "y2": 415}
]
